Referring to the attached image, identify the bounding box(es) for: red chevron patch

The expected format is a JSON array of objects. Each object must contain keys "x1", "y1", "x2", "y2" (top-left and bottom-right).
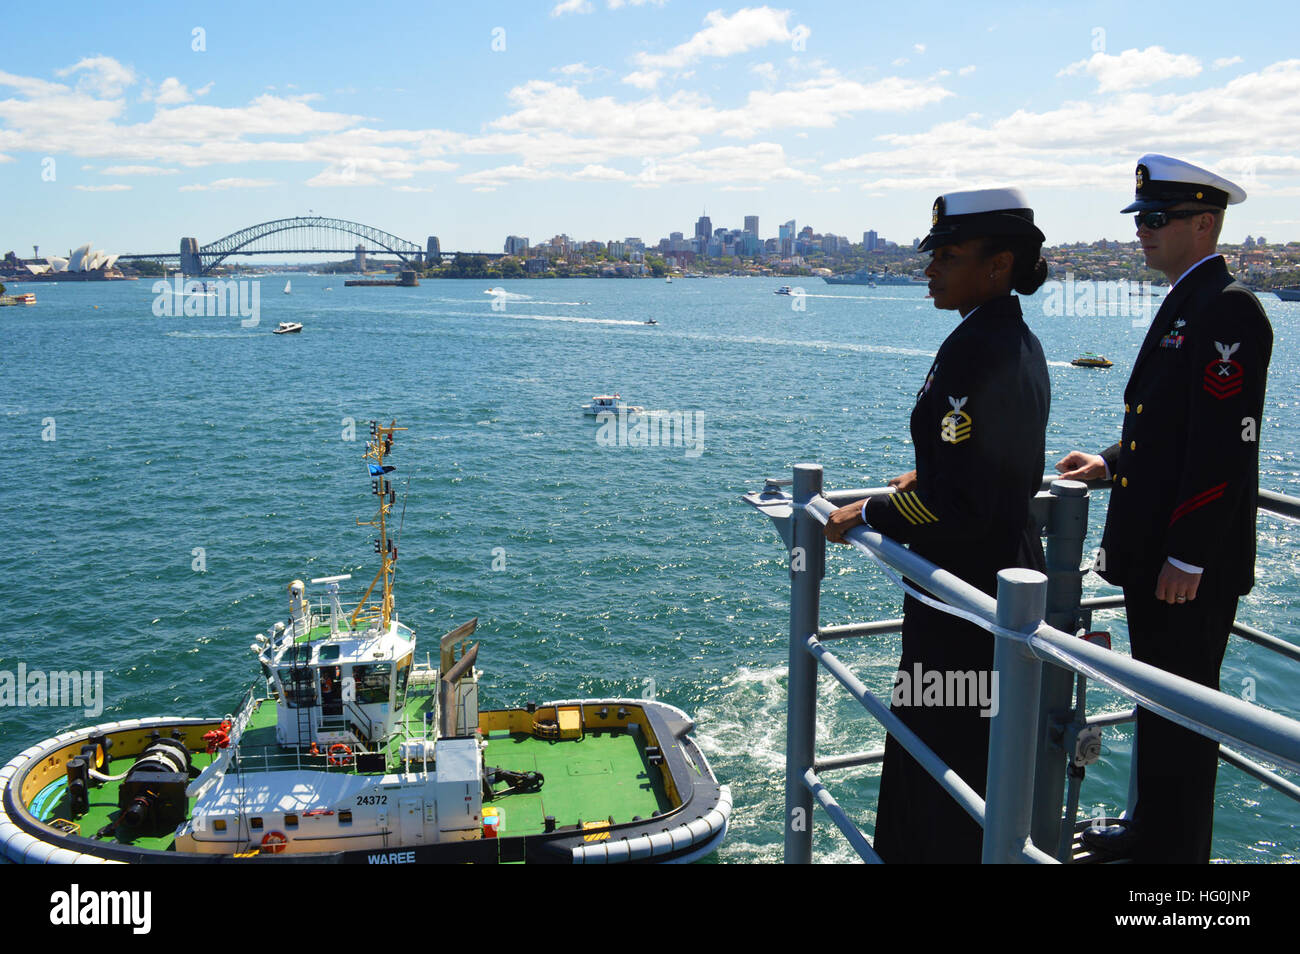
[{"x1": 1203, "y1": 358, "x2": 1243, "y2": 399}]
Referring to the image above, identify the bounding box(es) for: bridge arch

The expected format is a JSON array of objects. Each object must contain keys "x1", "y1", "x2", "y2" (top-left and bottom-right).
[{"x1": 198, "y1": 216, "x2": 424, "y2": 272}]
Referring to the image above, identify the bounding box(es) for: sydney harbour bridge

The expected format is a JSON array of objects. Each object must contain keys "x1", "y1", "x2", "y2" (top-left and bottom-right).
[{"x1": 114, "y1": 216, "x2": 500, "y2": 275}]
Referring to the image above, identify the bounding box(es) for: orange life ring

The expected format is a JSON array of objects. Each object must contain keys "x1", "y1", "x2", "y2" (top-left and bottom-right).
[
  {"x1": 261, "y1": 831, "x2": 288, "y2": 854},
  {"x1": 328, "y1": 743, "x2": 353, "y2": 767}
]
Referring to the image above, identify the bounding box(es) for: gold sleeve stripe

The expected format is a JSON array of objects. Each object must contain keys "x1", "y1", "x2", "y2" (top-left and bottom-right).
[
  {"x1": 892, "y1": 491, "x2": 938, "y2": 526},
  {"x1": 890, "y1": 493, "x2": 920, "y2": 525},
  {"x1": 910, "y1": 494, "x2": 938, "y2": 523}
]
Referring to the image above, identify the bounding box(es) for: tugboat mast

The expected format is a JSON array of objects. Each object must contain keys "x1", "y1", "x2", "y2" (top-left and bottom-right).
[{"x1": 351, "y1": 419, "x2": 406, "y2": 630}]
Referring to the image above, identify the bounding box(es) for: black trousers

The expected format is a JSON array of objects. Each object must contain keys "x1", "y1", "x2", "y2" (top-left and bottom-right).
[{"x1": 1123, "y1": 573, "x2": 1238, "y2": 864}]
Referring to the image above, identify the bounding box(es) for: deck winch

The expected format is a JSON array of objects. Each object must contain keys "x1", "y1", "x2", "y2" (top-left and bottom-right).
[{"x1": 113, "y1": 738, "x2": 195, "y2": 837}]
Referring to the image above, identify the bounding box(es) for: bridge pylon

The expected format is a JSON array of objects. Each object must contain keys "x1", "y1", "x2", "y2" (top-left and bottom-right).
[{"x1": 180, "y1": 238, "x2": 201, "y2": 275}]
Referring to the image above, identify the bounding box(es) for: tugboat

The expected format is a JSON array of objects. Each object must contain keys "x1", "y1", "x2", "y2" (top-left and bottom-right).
[
  {"x1": 1070, "y1": 353, "x2": 1113, "y2": 369},
  {"x1": 0, "y1": 421, "x2": 729, "y2": 864}
]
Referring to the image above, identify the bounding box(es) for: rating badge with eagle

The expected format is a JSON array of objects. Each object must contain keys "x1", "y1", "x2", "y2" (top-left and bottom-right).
[
  {"x1": 940, "y1": 396, "x2": 972, "y2": 444},
  {"x1": 1203, "y1": 341, "x2": 1244, "y2": 400}
]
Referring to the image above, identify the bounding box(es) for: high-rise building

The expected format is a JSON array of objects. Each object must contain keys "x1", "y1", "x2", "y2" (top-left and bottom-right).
[
  {"x1": 504, "y1": 235, "x2": 530, "y2": 255},
  {"x1": 744, "y1": 215, "x2": 759, "y2": 236},
  {"x1": 778, "y1": 220, "x2": 796, "y2": 256},
  {"x1": 695, "y1": 214, "x2": 712, "y2": 241},
  {"x1": 863, "y1": 230, "x2": 879, "y2": 251}
]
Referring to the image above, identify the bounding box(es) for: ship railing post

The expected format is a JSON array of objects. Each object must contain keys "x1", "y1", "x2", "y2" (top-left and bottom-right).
[
  {"x1": 983, "y1": 568, "x2": 1047, "y2": 864},
  {"x1": 787, "y1": 463, "x2": 824, "y2": 864},
  {"x1": 1031, "y1": 479, "x2": 1090, "y2": 855}
]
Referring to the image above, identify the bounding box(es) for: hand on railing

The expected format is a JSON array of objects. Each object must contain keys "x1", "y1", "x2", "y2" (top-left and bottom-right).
[
  {"x1": 888, "y1": 470, "x2": 918, "y2": 492},
  {"x1": 824, "y1": 502, "x2": 866, "y2": 545},
  {"x1": 1055, "y1": 452, "x2": 1106, "y2": 482}
]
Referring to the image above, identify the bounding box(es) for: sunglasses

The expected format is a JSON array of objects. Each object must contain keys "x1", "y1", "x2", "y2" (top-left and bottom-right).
[{"x1": 1134, "y1": 209, "x2": 1212, "y2": 230}]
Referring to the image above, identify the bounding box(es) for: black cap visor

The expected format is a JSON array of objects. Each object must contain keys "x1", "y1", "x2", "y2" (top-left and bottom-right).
[{"x1": 920, "y1": 211, "x2": 1045, "y2": 253}]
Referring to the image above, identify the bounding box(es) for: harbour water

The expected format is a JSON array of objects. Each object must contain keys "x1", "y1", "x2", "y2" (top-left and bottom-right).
[{"x1": 1, "y1": 275, "x2": 1296, "y2": 862}]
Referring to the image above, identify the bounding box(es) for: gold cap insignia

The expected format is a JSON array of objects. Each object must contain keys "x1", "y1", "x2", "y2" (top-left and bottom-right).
[
  {"x1": 932, "y1": 196, "x2": 944, "y2": 227},
  {"x1": 1135, "y1": 164, "x2": 1147, "y2": 191}
]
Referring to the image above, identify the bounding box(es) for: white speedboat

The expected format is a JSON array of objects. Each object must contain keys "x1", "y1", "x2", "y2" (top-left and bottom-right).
[
  {"x1": 581, "y1": 394, "x2": 644, "y2": 416},
  {"x1": 775, "y1": 286, "x2": 793, "y2": 296},
  {"x1": 273, "y1": 322, "x2": 303, "y2": 335}
]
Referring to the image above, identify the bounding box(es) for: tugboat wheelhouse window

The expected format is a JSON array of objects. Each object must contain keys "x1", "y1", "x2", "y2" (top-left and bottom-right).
[
  {"x1": 393, "y1": 656, "x2": 412, "y2": 711},
  {"x1": 278, "y1": 667, "x2": 318, "y2": 708},
  {"x1": 352, "y1": 663, "x2": 392, "y2": 705}
]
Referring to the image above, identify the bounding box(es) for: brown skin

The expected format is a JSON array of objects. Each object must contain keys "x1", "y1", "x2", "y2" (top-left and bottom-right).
[
  {"x1": 1055, "y1": 202, "x2": 1222, "y2": 604},
  {"x1": 824, "y1": 239, "x2": 1013, "y2": 545}
]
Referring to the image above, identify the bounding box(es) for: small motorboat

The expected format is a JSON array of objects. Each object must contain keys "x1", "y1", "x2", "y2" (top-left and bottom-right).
[
  {"x1": 1071, "y1": 353, "x2": 1113, "y2": 368},
  {"x1": 582, "y1": 394, "x2": 644, "y2": 416},
  {"x1": 644, "y1": 318, "x2": 658, "y2": 325},
  {"x1": 273, "y1": 322, "x2": 303, "y2": 335},
  {"x1": 774, "y1": 286, "x2": 793, "y2": 296}
]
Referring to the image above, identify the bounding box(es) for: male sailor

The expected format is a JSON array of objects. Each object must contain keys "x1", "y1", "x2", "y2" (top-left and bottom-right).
[{"x1": 1058, "y1": 155, "x2": 1273, "y2": 863}]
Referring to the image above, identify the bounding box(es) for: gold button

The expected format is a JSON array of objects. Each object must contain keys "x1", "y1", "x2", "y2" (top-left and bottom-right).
[
  {"x1": 1121, "y1": 477, "x2": 1129, "y2": 487},
  {"x1": 1136, "y1": 404, "x2": 1143, "y2": 414},
  {"x1": 1130, "y1": 441, "x2": 1136, "y2": 451},
  {"x1": 1125, "y1": 403, "x2": 1130, "y2": 412}
]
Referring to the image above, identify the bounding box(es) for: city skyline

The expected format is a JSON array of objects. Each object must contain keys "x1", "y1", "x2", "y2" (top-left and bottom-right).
[{"x1": 3, "y1": 2, "x2": 1300, "y2": 255}]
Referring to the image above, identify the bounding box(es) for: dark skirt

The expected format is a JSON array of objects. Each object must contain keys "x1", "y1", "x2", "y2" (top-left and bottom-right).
[{"x1": 873, "y1": 524, "x2": 1043, "y2": 863}]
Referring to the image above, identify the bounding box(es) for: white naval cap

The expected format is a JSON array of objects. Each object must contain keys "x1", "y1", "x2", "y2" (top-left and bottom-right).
[
  {"x1": 1121, "y1": 154, "x2": 1247, "y2": 213},
  {"x1": 919, "y1": 187, "x2": 1045, "y2": 252}
]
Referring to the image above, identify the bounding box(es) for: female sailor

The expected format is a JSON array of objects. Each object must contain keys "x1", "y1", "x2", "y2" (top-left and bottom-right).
[{"x1": 824, "y1": 188, "x2": 1051, "y2": 863}]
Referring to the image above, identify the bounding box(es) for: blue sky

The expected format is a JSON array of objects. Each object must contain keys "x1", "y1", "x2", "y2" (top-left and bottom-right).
[{"x1": 2, "y1": 1, "x2": 1298, "y2": 259}]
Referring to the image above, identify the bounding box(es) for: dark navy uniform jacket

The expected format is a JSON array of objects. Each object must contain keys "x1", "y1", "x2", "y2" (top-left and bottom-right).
[
  {"x1": 864, "y1": 293, "x2": 1050, "y2": 864},
  {"x1": 864, "y1": 294, "x2": 1051, "y2": 585},
  {"x1": 1099, "y1": 257, "x2": 1272, "y2": 593}
]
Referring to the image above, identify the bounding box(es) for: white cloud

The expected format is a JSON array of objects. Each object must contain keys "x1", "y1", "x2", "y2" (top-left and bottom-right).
[
  {"x1": 827, "y1": 60, "x2": 1300, "y2": 199},
  {"x1": 74, "y1": 183, "x2": 131, "y2": 191},
  {"x1": 101, "y1": 165, "x2": 179, "y2": 175},
  {"x1": 622, "y1": 70, "x2": 663, "y2": 89},
  {"x1": 959, "y1": 65, "x2": 977, "y2": 76},
  {"x1": 551, "y1": 0, "x2": 592, "y2": 15},
  {"x1": 1058, "y1": 46, "x2": 1202, "y2": 92},
  {"x1": 634, "y1": 7, "x2": 803, "y2": 70},
  {"x1": 145, "y1": 77, "x2": 209, "y2": 105},
  {"x1": 913, "y1": 43, "x2": 926, "y2": 54},
  {"x1": 1213, "y1": 56, "x2": 1243, "y2": 70},
  {"x1": 179, "y1": 177, "x2": 276, "y2": 191},
  {"x1": 393, "y1": 185, "x2": 435, "y2": 192},
  {"x1": 55, "y1": 56, "x2": 136, "y2": 97}
]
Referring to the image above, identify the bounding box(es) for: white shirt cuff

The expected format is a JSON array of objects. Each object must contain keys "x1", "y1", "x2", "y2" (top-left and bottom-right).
[
  {"x1": 1167, "y1": 557, "x2": 1203, "y2": 575},
  {"x1": 1101, "y1": 456, "x2": 1110, "y2": 480}
]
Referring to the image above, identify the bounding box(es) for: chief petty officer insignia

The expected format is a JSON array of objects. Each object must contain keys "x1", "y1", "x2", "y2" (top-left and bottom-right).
[
  {"x1": 940, "y1": 395, "x2": 971, "y2": 444},
  {"x1": 1204, "y1": 341, "x2": 1243, "y2": 399}
]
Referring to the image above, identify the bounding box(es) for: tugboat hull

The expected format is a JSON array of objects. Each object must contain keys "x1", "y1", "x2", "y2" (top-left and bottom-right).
[{"x1": 0, "y1": 700, "x2": 729, "y2": 865}]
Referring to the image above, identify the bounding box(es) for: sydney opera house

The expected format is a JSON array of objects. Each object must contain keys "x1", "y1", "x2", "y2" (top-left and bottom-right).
[{"x1": 6, "y1": 243, "x2": 130, "y2": 281}]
